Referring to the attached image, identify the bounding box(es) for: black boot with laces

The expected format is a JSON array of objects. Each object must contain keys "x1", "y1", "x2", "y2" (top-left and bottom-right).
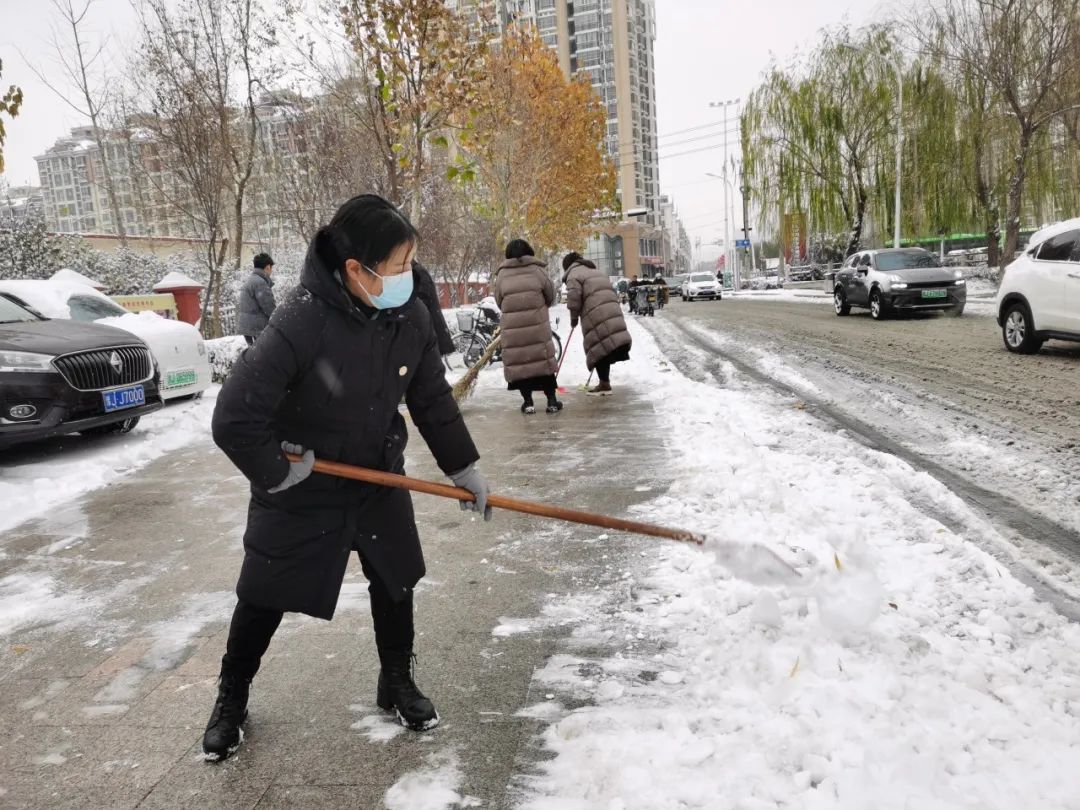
[
  {"x1": 377, "y1": 651, "x2": 439, "y2": 731},
  {"x1": 202, "y1": 672, "x2": 251, "y2": 761}
]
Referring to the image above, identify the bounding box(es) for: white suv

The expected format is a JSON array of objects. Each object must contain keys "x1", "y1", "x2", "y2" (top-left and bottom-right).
[{"x1": 996, "y1": 218, "x2": 1080, "y2": 354}]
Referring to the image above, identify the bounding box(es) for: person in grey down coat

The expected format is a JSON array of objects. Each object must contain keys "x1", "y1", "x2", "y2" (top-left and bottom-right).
[
  {"x1": 563, "y1": 251, "x2": 632, "y2": 395},
  {"x1": 493, "y1": 239, "x2": 563, "y2": 414},
  {"x1": 238, "y1": 252, "x2": 277, "y2": 344}
]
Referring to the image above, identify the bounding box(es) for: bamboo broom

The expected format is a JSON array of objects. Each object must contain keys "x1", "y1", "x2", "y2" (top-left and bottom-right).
[{"x1": 451, "y1": 328, "x2": 502, "y2": 403}]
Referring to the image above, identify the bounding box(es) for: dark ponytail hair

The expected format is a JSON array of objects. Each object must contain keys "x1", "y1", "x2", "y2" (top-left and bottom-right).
[
  {"x1": 315, "y1": 194, "x2": 419, "y2": 271},
  {"x1": 562, "y1": 251, "x2": 596, "y2": 271},
  {"x1": 505, "y1": 239, "x2": 535, "y2": 260}
]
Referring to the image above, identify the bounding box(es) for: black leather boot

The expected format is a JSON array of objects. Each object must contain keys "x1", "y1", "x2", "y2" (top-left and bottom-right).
[
  {"x1": 202, "y1": 672, "x2": 251, "y2": 761},
  {"x1": 377, "y1": 652, "x2": 439, "y2": 731}
]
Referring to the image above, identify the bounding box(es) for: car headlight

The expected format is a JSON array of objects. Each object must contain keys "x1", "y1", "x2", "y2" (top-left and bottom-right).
[
  {"x1": 0, "y1": 350, "x2": 56, "y2": 373},
  {"x1": 891, "y1": 282, "x2": 908, "y2": 290},
  {"x1": 196, "y1": 340, "x2": 207, "y2": 357},
  {"x1": 954, "y1": 278, "x2": 966, "y2": 286}
]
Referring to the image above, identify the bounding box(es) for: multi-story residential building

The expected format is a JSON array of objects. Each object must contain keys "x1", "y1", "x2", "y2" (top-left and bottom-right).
[
  {"x1": 0, "y1": 185, "x2": 43, "y2": 225},
  {"x1": 476, "y1": 0, "x2": 663, "y2": 279}
]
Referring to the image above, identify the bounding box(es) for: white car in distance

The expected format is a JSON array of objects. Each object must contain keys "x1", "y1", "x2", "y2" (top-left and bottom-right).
[
  {"x1": 682, "y1": 273, "x2": 723, "y2": 301},
  {"x1": 0, "y1": 279, "x2": 211, "y2": 400}
]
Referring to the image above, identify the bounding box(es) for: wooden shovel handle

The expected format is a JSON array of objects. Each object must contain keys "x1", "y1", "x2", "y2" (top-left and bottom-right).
[{"x1": 287, "y1": 454, "x2": 705, "y2": 546}]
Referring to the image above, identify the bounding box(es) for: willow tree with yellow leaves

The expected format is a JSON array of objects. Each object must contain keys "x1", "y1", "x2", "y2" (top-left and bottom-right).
[{"x1": 456, "y1": 27, "x2": 617, "y2": 255}]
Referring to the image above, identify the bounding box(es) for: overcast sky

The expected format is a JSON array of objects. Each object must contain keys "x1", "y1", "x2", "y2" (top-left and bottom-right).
[{"x1": 3, "y1": 0, "x2": 890, "y2": 261}]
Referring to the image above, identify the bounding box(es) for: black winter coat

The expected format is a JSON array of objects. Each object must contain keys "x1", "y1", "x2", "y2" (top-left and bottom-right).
[
  {"x1": 212, "y1": 236, "x2": 480, "y2": 619},
  {"x1": 412, "y1": 261, "x2": 455, "y2": 355}
]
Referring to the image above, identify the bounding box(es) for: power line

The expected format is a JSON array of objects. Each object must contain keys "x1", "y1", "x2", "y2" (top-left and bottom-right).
[{"x1": 657, "y1": 120, "x2": 732, "y2": 140}]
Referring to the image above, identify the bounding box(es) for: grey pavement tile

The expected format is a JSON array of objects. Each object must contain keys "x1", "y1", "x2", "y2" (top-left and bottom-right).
[
  {"x1": 253, "y1": 784, "x2": 381, "y2": 809},
  {"x1": 0, "y1": 780, "x2": 154, "y2": 810},
  {"x1": 0, "y1": 724, "x2": 197, "y2": 804}
]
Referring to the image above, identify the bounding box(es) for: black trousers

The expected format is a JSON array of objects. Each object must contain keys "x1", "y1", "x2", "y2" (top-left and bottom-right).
[
  {"x1": 244, "y1": 335, "x2": 256, "y2": 346},
  {"x1": 520, "y1": 386, "x2": 557, "y2": 405},
  {"x1": 596, "y1": 359, "x2": 611, "y2": 383},
  {"x1": 221, "y1": 553, "x2": 413, "y2": 681}
]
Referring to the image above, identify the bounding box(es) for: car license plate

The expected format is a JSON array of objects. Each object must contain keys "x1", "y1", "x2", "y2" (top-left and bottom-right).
[
  {"x1": 921, "y1": 289, "x2": 947, "y2": 299},
  {"x1": 165, "y1": 368, "x2": 198, "y2": 388},
  {"x1": 103, "y1": 385, "x2": 145, "y2": 413}
]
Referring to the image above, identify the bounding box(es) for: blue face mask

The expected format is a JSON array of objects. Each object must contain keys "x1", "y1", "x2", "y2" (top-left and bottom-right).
[{"x1": 362, "y1": 263, "x2": 414, "y2": 309}]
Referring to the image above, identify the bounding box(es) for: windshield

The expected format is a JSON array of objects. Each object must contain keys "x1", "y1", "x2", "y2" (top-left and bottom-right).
[
  {"x1": 0, "y1": 294, "x2": 44, "y2": 324},
  {"x1": 690, "y1": 274, "x2": 714, "y2": 282},
  {"x1": 67, "y1": 294, "x2": 129, "y2": 322},
  {"x1": 875, "y1": 251, "x2": 941, "y2": 271}
]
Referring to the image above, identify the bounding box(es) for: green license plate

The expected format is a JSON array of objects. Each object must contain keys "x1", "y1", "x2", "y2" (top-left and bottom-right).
[
  {"x1": 921, "y1": 289, "x2": 947, "y2": 299},
  {"x1": 166, "y1": 368, "x2": 198, "y2": 388}
]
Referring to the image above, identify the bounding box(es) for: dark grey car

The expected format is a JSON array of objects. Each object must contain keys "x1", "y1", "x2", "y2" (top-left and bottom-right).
[{"x1": 833, "y1": 248, "x2": 967, "y2": 320}]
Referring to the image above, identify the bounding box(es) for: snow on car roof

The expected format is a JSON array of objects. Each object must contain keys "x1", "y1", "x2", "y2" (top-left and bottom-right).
[
  {"x1": 1026, "y1": 218, "x2": 1080, "y2": 250},
  {"x1": 51, "y1": 267, "x2": 106, "y2": 290},
  {"x1": 0, "y1": 278, "x2": 118, "y2": 319}
]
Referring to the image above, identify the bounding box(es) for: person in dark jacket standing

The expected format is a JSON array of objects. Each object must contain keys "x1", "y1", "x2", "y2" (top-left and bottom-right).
[
  {"x1": 493, "y1": 239, "x2": 562, "y2": 414},
  {"x1": 203, "y1": 195, "x2": 493, "y2": 761},
  {"x1": 563, "y1": 252, "x2": 632, "y2": 396},
  {"x1": 412, "y1": 260, "x2": 455, "y2": 356},
  {"x1": 238, "y1": 252, "x2": 277, "y2": 345}
]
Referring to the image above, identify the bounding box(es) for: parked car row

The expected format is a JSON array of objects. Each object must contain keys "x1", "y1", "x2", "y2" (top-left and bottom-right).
[{"x1": 0, "y1": 279, "x2": 212, "y2": 449}]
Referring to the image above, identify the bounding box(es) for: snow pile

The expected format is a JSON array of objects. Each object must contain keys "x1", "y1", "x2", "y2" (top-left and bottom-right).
[
  {"x1": 384, "y1": 752, "x2": 480, "y2": 810},
  {"x1": 0, "y1": 391, "x2": 217, "y2": 536},
  {"x1": 515, "y1": 314, "x2": 1080, "y2": 809}
]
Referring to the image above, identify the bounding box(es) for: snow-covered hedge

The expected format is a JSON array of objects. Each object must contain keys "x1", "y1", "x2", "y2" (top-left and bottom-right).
[{"x1": 205, "y1": 336, "x2": 247, "y2": 382}]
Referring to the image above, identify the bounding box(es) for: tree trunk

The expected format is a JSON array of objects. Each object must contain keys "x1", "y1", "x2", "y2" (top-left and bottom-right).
[
  {"x1": 844, "y1": 190, "x2": 867, "y2": 257},
  {"x1": 1002, "y1": 127, "x2": 1032, "y2": 268}
]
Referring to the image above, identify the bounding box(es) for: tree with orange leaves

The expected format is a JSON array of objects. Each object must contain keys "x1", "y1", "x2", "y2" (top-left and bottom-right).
[{"x1": 456, "y1": 27, "x2": 617, "y2": 256}]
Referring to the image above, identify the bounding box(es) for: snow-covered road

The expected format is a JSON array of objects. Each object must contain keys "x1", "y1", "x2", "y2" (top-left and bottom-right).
[{"x1": 510, "y1": 308, "x2": 1080, "y2": 809}]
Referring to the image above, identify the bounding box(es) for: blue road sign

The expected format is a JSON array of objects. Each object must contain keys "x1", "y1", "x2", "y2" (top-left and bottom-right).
[{"x1": 735, "y1": 239, "x2": 751, "y2": 248}]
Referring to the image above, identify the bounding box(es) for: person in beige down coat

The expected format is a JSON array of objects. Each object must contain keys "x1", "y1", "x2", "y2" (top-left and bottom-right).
[
  {"x1": 493, "y1": 239, "x2": 563, "y2": 414},
  {"x1": 562, "y1": 251, "x2": 632, "y2": 395}
]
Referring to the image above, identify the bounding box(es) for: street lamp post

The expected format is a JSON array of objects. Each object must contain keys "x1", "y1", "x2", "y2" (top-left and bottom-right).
[{"x1": 708, "y1": 98, "x2": 741, "y2": 285}]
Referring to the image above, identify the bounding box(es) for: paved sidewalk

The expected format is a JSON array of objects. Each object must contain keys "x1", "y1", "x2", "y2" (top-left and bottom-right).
[{"x1": 0, "y1": 351, "x2": 673, "y2": 808}]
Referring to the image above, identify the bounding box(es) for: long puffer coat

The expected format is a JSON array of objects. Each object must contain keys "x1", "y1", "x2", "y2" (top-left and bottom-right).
[
  {"x1": 563, "y1": 260, "x2": 632, "y2": 370},
  {"x1": 493, "y1": 256, "x2": 557, "y2": 384},
  {"x1": 212, "y1": 234, "x2": 480, "y2": 619}
]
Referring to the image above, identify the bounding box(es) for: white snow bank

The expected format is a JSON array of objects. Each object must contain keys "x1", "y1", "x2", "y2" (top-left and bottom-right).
[
  {"x1": 205, "y1": 336, "x2": 247, "y2": 381},
  {"x1": 517, "y1": 313, "x2": 1080, "y2": 809},
  {"x1": 0, "y1": 390, "x2": 217, "y2": 536}
]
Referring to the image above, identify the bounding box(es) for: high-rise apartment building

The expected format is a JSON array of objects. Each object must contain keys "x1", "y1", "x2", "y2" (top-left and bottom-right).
[{"x1": 472, "y1": 0, "x2": 664, "y2": 278}]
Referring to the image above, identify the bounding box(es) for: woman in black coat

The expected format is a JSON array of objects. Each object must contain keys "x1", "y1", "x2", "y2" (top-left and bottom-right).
[{"x1": 203, "y1": 195, "x2": 492, "y2": 761}]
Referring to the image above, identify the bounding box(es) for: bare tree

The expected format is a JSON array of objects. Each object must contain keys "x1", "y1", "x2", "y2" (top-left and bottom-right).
[
  {"x1": 25, "y1": 0, "x2": 128, "y2": 243},
  {"x1": 916, "y1": 0, "x2": 1080, "y2": 264},
  {"x1": 132, "y1": 0, "x2": 277, "y2": 336}
]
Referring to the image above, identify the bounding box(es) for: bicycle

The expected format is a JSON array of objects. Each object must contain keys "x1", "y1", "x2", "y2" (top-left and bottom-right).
[{"x1": 454, "y1": 307, "x2": 563, "y2": 368}]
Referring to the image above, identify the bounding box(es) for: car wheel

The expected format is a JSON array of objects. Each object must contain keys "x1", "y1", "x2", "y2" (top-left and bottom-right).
[
  {"x1": 1002, "y1": 303, "x2": 1043, "y2": 354},
  {"x1": 869, "y1": 289, "x2": 887, "y2": 320},
  {"x1": 946, "y1": 304, "x2": 965, "y2": 317},
  {"x1": 81, "y1": 416, "x2": 141, "y2": 437},
  {"x1": 834, "y1": 289, "x2": 851, "y2": 316}
]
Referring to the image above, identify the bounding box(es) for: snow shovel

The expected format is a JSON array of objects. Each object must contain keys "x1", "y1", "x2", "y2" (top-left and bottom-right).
[
  {"x1": 555, "y1": 324, "x2": 576, "y2": 394},
  {"x1": 285, "y1": 454, "x2": 800, "y2": 586}
]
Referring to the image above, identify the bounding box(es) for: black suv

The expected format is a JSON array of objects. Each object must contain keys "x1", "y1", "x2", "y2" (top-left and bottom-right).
[{"x1": 0, "y1": 294, "x2": 163, "y2": 449}]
